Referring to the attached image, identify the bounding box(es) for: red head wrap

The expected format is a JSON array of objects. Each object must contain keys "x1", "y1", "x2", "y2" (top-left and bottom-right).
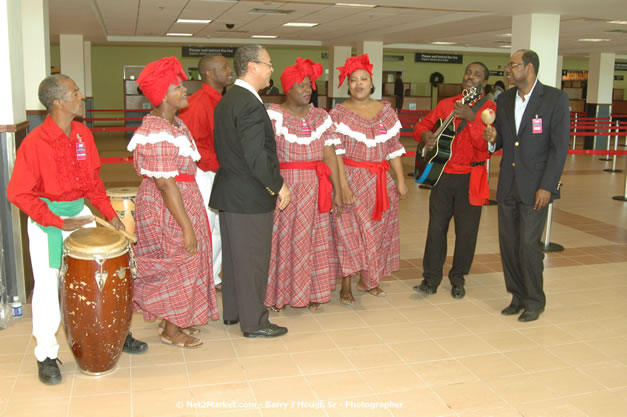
[
  {"x1": 280, "y1": 57, "x2": 323, "y2": 94},
  {"x1": 337, "y1": 54, "x2": 373, "y2": 87},
  {"x1": 136, "y1": 57, "x2": 188, "y2": 107}
]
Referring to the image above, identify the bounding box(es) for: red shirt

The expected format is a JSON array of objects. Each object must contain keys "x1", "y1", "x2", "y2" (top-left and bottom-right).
[
  {"x1": 413, "y1": 94, "x2": 495, "y2": 174},
  {"x1": 178, "y1": 83, "x2": 222, "y2": 172},
  {"x1": 7, "y1": 115, "x2": 116, "y2": 229}
]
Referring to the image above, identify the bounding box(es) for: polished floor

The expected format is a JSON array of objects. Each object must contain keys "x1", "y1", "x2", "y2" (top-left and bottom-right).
[{"x1": 0, "y1": 140, "x2": 626, "y2": 416}]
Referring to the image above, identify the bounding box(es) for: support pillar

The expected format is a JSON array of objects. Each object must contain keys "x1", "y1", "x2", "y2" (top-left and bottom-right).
[
  {"x1": 357, "y1": 41, "x2": 383, "y2": 100},
  {"x1": 586, "y1": 52, "x2": 615, "y2": 150},
  {"x1": 328, "y1": 45, "x2": 352, "y2": 106}
]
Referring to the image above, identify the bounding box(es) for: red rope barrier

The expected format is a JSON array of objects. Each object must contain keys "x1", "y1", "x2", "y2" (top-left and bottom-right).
[{"x1": 79, "y1": 117, "x2": 144, "y2": 121}]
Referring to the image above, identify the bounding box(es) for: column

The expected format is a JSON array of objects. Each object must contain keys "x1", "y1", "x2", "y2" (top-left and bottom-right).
[
  {"x1": 0, "y1": 0, "x2": 28, "y2": 302},
  {"x1": 587, "y1": 52, "x2": 616, "y2": 149},
  {"x1": 328, "y1": 45, "x2": 352, "y2": 104},
  {"x1": 556, "y1": 55, "x2": 564, "y2": 89},
  {"x1": 60, "y1": 34, "x2": 85, "y2": 95},
  {"x1": 511, "y1": 14, "x2": 560, "y2": 87},
  {"x1": 357, "y1": 41, "x2": 383, "y2": 100},
  {"x1": 83, "y1": 40, "x2": 93, "y2": 118}
]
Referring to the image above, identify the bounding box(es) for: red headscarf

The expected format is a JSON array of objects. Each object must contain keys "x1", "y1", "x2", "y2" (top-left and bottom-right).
[
  {"x1": 137, "y1": 57, "x2": 188, "y2": 107},
  {"x1": 337, "y1": 54, "x2": 373, "y2": 87},
  {"x1": 280, "y1": 57, "x2": 323, "y2": 94}
]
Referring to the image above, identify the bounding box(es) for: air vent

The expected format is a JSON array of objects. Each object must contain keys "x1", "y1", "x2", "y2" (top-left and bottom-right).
[{"x1": 249, "y1": 8, "x2": 294, "y2": 15}]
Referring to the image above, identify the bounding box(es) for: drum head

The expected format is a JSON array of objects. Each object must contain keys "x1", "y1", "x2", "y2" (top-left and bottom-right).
[
  {"x1": 106, "y1": 187, "x2": 138, "y2": 199},
  {"x1": 64, "y1": 228, "x2": 128, "y2": 259}
]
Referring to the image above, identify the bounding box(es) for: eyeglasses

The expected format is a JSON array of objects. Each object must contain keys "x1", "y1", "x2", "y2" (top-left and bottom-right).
[
  {"x1": 254, "y1": 61, "x2": 273, "y2": 68},
  {"x1": 506, "y1": 61, "x2": 524, "y2": 69}
]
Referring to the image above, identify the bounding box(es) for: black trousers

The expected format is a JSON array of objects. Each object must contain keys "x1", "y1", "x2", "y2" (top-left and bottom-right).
[
  {"x1": 423, "y1": 173, "x2": 482, "y2": 287},
  {"x1": 498, "y1": 182, "x2": 547, "y2": 310},
  {"x1": 220, "y1": 211, "x2": 273, "y2": 333}
]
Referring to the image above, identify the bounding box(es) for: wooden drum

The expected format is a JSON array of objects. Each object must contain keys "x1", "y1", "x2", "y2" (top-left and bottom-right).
[
  {"x1": 59, "y1": 228, "x2": 134, "y2": 375},
  {"x1": 106, "y1": 187, "x2": 138, "y2": 237}
]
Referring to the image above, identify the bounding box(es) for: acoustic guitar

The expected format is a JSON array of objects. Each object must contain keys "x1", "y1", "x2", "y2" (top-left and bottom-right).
[{"x1": 414, "y1": 87, "x2": 481, "y2": 187}]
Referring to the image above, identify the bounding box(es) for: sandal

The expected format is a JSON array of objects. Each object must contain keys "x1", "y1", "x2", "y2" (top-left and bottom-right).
[
  {"x1": 340, "y1": 292, "x2": 355, "y2": 305},
  {"x1": 158, "y1": 321, "x2": 200, "y2": 336},
  {"x1": 269, "y1": 306, "x2": 284, "y2": 312},
  {"x1": 356, "y1": 282, "x2": 385, "y2": 297},
  {"x1": 308, "y1": 303, "x2": 321, "y2": 311},
  {"x1": 159, "y1": 333, "x2": 203, "y2": 349}
]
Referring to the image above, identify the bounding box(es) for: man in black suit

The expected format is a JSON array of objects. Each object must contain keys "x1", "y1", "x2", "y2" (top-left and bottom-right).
[
  {"x1": 484, "y1": 50, "x2": 569, "y2": 322},
  {"x1": 210, "y1": 44, "x2": 291, "y2": 337}
]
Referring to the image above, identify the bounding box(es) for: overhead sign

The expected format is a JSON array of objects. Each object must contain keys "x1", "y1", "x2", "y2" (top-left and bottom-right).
[
  {"x1": 182, "y1": 46, "x2": 237, "y2": 58},
  {"x1": 615, "y1": 62, "x2": 627, "y2": 71},
  {"x1": 615, "y1": 75, "x2": 625, "y2": 81},
  {"x1": 562, "y1": 70, "x2": 588, "y2": 80},
  {"x1": 415, "y1": 53, "x2": 463, "y2": 64},
  {"x1": 384, "y1": 55, "x2": 404, "y2": 62}
]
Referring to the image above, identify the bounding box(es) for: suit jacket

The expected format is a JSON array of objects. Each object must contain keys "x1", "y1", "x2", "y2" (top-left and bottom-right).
[
  {"x1": 209, "y1": 84, "x2": 283, "y2": 213},
  {"x1": 493, "y1": 81, "x2": 569, "y2": 205}
]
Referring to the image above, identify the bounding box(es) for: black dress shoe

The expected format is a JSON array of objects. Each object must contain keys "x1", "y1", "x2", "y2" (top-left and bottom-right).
[
  {"x1": 501, "y1": 304, "x2": 524, "y2": 316},
  {"x1": 243, "y1": 323, "x2": 288, "y2": 338},
  {"x1": 37, "y1": 357, "x2": 62, "y2": 385},
  {"x1": 518, "y1": 308, "x2": 544, "y2": 322},
  {"x1": 451, "y1": 284, "x2": 465, "y2": 299},
  {"x1": 223, "y1": 319, "x2": 239, "y2": 325},
  {"x1": 123, "y1": 332, "x2": 148, "y2": 354},
  {"x1": 413, "y1": 280, "x2": 437, "y2": 295}
]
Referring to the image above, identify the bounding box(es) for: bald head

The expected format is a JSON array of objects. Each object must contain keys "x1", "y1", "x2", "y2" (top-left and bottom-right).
[{"x1": 198, "y1": 55, "x2": 233, "y2": 90}]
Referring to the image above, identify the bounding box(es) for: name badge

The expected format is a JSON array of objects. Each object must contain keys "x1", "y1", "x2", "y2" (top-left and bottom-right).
[
  {"x1": 76, "y1": 142, "x2": 86, "y2": 160},
  {"x1": 377, "y1": 122, "x2": 387, "y2": 135},
  {"x1": 532, "y1": 116, "x2": 542, "y2": 134}
]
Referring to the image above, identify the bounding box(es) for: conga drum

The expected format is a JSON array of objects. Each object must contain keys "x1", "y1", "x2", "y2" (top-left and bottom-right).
[
  {"x1": 59, "y1": 228, "x2": 134, "y2": 375},
  {"x1": 106, "y1": 187, "x2": 138, "y2": 237}
]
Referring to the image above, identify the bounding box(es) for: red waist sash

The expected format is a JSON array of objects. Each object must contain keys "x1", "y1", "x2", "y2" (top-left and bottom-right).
[
  {"x1": 343, "y1": 158, "x2": 390, "y2": 221},
  {"x1": 143, "y1": 174, "x2": 196, "y2": 182},
  {"x1": 280, "y1": 161, "x2": 332, "y2": 213}
]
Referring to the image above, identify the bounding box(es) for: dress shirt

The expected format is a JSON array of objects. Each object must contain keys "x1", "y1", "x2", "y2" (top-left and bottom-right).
[
  {"x1": 234, "y1": 79, "x2": 263, "y2": 104},
  {"x1": 515, "y1": 79, "x2": 538, "y2": 134}
]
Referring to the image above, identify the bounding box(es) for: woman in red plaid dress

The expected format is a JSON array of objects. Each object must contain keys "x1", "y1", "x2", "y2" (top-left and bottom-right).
[
  {"x1": 128, "y1": 57, "x2": 218, "y2": 348},
  {"x1": 330, "y1": 54, "x2": 408, "y2": 304},
  {"x1": 265, "y1": 58, "x2": 343, "y2": 311}
]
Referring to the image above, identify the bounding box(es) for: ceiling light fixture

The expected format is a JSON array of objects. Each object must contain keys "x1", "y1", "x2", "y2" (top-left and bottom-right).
[
  {"x1": 334, "y1": 3, "x2": 377, "y2": 7},
  {"x1": 499, "y1": 45, "x2": 511, "y2": 48},
  {"x1": 497, "y1": 33, "x2": 512, "y2": 37},
  {"x1": 166, "y1": 33, "x2": 193, "y2": 36},
  {"x1": 177, "y1": 19, "x2": 211, "y2": 24},
  {"x1": 578, "y1": 38, "x2": 611, "y2": 42},
  {"x1": 252, "y1": 35, "x2": 278, "y2": 38},
  {"x1": 607, "y1": 20, "x2": 627, "y2": 25},
  {"x1": 431, "y1": 41, "x2": 456, "y2": 45},
  {"x1": 282, "y1": 22, "x2": 318, "y2": 27}
]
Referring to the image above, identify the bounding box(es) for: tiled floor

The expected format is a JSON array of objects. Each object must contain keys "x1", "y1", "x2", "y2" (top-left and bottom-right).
[{"x1": 0, "y1": 148, "x2": 625, "y2": 416}]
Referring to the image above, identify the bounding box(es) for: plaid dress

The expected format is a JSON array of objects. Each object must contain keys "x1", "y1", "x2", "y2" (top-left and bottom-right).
[
  {"x1": 128, "y1": 115, "x2": 219, "y2": 327},
  {"x1": 265, "y1": 104, "x2": 342, "y2": 308},
  {"x1": 329, "y1": 101, "x2": 405, "y2": 289}
]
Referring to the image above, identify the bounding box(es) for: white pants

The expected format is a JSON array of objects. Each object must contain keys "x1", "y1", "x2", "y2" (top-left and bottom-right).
[
  {"x1": 28, "y1": 206, "x2": 95, "y2": 362},
  {"x1": 195, "y1": 167, "x2": 222, "y2": 285}
]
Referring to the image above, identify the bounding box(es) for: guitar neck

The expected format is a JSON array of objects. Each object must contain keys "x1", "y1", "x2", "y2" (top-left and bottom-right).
[{"x1": 433, "y1": 111, "x2": 456, "y2": 139}]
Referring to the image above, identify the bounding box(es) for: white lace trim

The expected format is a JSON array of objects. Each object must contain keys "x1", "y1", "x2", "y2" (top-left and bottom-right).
[
  {"x1": 140, "y1": 168, "x2": 179, "y2": 178},
  {"x1": 334, "y1": 119, "x2": 402, "y2": 148},
  {"x1": 325, "y1": 138, "x2": 341, "y2": 147},
  {"x1": 128, "y1": 131, "x2": 201, "y2": 161},
  {"x1": 386, "y1": 147, "x2": 406, "y2": 160},
  {"x1": 336, "y1": 149, "x2": 346, "y2": 155},
  {"x1": 267, "y1": 109, "x2": 333, "y2": 145}
]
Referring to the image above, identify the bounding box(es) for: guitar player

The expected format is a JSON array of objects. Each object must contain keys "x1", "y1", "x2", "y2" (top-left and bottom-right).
[{"x1": 412, "y1": 62, "x2": 496, "y2": 299}]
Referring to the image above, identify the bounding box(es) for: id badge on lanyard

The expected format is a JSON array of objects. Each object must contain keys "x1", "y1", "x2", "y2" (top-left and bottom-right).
[{"x1": 76, "y1": 133, "x2": 87, "y2": 160}]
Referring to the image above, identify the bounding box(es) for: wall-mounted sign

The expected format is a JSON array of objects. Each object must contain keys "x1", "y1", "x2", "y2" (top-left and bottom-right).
[
  {"x1": 415, "y1": 53, "x2": 463, "y2": 64},
  {"x1": 615, "y1": 75, "x2": 625, "y2": 81},
  {"x1": 321, "y1": 52, "x2": 329, "y2": 59},
  {"x1": 562, "y1": 70, "x2": 588, "y2": 80},
  {"x1": 182, "y1": 46, "x2": 237, "y2": 58},
  {"x1": 615, "y1": 62, "x2": 627, "y2": 71},
  {"x1": 384, "y1": 55, "x2": 404, "y2": 62},
  {"x1": 489, "y1": 70, "x2": 504, "y2": 76}
]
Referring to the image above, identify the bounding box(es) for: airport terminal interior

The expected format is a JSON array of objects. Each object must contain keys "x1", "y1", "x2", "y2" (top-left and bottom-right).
[{"x1": 0, "y1": 1, "x2": 626, "y2": 416}]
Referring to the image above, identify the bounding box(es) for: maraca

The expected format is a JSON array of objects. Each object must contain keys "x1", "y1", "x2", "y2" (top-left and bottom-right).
[{"x1": 481, "y1": 108, "x2": 496, "y2": 126}]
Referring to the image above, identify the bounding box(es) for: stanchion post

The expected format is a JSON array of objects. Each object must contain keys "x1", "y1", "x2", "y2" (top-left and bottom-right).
[
  {"x1": 612, "y1": 158, "x2": 627, "y2": 202},
  {"x1": 572, "y1": 113, "x2": 577, "y2": 150},
  {"x1": 599, "y1": 117, "x2": 612, "y2": 161},
  {"x1": 604, "y1": 120, "x2": 623, "y2": 173},
  {"x1": 540, "y1": 202, "x2": 564, "y2": 252}
]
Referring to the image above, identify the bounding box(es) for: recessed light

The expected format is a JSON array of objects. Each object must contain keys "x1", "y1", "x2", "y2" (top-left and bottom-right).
[
  {"x1": 431, "y1": 41, "x2": 456, "y2": 45},
  {"x1": 282, "y1": 22, "x2": 319, "y2": 27},
  {"x1": 177, "y1": 19, "x2": 211, "y2": 24},
  {"x1": 497, "y1": 33, "x2": 512, "y2": 37},
  {"x1": 608, "y1": 20, "x2": 627, "y2": 25},
  {"x1": 499, "y1": 45, "x2": 511, "y2": 48},
  {"x1": 166, "y1": 33, "x2": 193, "y2": 36},
  {"x1": 252, "y1": 35, "x2": 278, "y2": 39},
  {"x1": 578, "y1": 38, "x2": 611, "y2": 42},
  {"x1": 334, "y1": 3, "x2": 377, "y2": 7}
]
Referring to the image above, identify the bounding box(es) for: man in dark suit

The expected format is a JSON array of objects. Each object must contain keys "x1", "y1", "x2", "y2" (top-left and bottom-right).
[
  {"x1": 210, "y1": 44, "x2": 291, "y2": 337},
  {"x1": 484, "y1": 49, "x2": 569, "y2": 322}
]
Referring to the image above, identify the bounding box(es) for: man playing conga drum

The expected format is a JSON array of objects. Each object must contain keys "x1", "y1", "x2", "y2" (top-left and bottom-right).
[{"x1": 7, "y1": 74, "x2": 148, "y2": 385}]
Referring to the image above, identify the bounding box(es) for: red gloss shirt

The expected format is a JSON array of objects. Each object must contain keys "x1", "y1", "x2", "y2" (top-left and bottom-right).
[
  {"x1": 7, "y1": 115, "x2": 116, "y2": 229},
  {"x1": 178, "y1": 83, "x2": 222, "y2": 172},
  {"x1": 413, "y1": 94, "x2": 495, "y2": 174}
]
